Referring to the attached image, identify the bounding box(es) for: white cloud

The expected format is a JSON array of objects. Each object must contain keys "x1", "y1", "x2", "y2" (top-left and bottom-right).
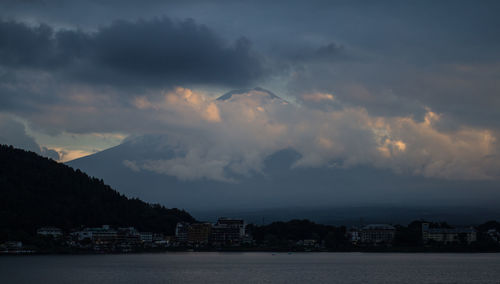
[
  {"x1": 120, "y1": 88, "x2": 500, "y2": 181},
  {"x1": 3, "y1": 82, "x2": 498, "y2": 181},
  {"x1": 301, "y1": 92, "x2": 335, "y2": 102}
]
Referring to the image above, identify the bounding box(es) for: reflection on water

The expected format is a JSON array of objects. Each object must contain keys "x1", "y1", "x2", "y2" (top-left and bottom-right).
[{"x1": 1, "y1": 252, "x2": 500, "y2": 283}]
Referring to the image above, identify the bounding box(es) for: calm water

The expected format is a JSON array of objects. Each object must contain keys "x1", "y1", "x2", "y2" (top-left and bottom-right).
[{"x1": 1, "y1": 252, "x2": 500, "y2": 283}]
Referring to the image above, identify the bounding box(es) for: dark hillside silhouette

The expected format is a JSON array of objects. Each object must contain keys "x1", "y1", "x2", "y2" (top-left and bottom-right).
[{"x1": 0, "y1": 144, "x2": 195, "y2": 241}]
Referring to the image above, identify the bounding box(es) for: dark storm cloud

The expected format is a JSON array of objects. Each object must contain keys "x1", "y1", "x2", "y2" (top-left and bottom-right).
[
  {"x1": 0, "y1": 21, "x2": 56, "y2": 68},
  {"x1": 0, "y1": 17, "x2": 264, "y2": 87},
  {"x1": 89, "y1": 18, "x2": 262, "y2": 86}
]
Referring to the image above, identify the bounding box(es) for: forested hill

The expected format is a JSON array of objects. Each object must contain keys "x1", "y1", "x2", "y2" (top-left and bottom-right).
[{"x1": 0, "y1": 144, "x2": 195, "y2": 240}]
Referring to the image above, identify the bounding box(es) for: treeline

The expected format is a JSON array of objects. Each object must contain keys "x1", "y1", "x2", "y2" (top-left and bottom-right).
[
  {"x1": 0, "y1": 144, "x2": 195, "y2": 242},
  {"x1": 247, "y1": 219, "x2": 349, "y2": 250}
]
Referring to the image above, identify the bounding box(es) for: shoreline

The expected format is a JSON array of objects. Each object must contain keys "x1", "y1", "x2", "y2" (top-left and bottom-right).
[{"x1": 3, "y1": 247, "x2": 500, "y2": 256}]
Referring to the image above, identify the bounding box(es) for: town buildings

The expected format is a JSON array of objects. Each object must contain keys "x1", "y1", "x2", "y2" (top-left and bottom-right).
[
  {"x1": 422, "y1": 223, "x2": 477, "y2": 244},
  {"x1": 175, "y1": 217, "x2": 248, "y2": 246},
  {"x1": 49, "y1": 225, "x2": 162, "y2": 252},
  {"x1": 6, "y1": 218, "x2": 492, "y2": 254},
  {"x1": 0, "y1": 241, "x2": 34, "y2": 254}
]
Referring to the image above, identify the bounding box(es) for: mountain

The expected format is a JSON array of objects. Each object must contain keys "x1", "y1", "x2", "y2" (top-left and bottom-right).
[
  {"x1": 216, "y1": 87, "x2": 283, "y2": 101},
  {"x1": 67, "y1": 139, "x2": 500, "y2": 219},
  {"x1": 0, "y1": 144, "x2": 195, "y2": 242},
  {"x1": 66, "y1": 88, "x2": 500, "y2": 221}
]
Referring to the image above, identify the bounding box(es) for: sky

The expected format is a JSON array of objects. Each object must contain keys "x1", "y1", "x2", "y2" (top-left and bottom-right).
[{"x1": 0, "y1": 0, "x2": 499, "y2": 185}]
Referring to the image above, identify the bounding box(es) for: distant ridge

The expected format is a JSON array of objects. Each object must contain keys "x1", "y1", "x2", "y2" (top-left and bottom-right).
[{"x1": 0, "y1": 144, "x2": 195, "y2": 241}]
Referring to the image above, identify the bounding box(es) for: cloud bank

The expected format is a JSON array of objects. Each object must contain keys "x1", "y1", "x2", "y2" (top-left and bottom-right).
[
  {"x1": 0, "y1": 17, "x2": 263, "y2": 87},
  {"x1": 120, "y1": 88, "x2": 500, "y2": 182}
]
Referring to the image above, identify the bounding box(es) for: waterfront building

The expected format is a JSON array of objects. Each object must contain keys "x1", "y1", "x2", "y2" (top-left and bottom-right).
[
  {"x1": 188, "y1": 223, "x2": 212, "y2": 244},
  {"x1": 1, "y1": 241, "x2": 23, "y2": 250},
  {"x1": 175, "y1": 218, "x2": 249, "y2": 246},
  {"x1": 37, "y1": 227, "x2": 63, "y2": 238},
  {"x1": 175, "y1": 222, "x2": 190, "y2": 243},
  {"x1": 303, "y1": 239, "x2": 318, "y2": 247},
  {"x1": 211, "y1": 218, "x2": 246, "y2": 245},
  {"x1": 74, "y1": 225, "x2": 118, "y2": 242},
  {"x1": 422, "y1": 223, "x2": 477, "y2": 244},
  {"x1": 360, "y1": 224, "x2": 395, "y2": 244},
  {"x1": 116, "y1": 227, "x2": 140, "y2": 244},
  {"x1": 487, "y1": 229, "x2": 500, "y2": 243},
  {"x1": 347, "y1": 227, "x2": 361, "y2": 244},
  {"x1": 139, "y1": 232, "x2": 153, "y2": 243}
]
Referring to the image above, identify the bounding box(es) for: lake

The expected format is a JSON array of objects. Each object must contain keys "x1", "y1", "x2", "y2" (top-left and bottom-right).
[{"x1": 1, "y1": 252, "x2": 500, "y2": 283}]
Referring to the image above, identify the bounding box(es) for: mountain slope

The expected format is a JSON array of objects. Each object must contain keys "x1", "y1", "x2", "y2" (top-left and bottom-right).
[
  {"x1": 67, "y1": 137, "x2": 500, "y2": 213},
  {"x1": 0, "y1": 144, "x2": 195, "y2": 241},
  {"x1": 216, "y1": 87, "x2": 283, "y2": 101}
]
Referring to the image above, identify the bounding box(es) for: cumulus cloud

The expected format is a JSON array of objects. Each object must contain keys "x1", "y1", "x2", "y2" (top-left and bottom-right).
[
  {"x1": 117, "y1": 88, "x2": 500, "y2": 182},
  {"x1": 134, "y1": 87, "x2": 221, "y2": 123}
]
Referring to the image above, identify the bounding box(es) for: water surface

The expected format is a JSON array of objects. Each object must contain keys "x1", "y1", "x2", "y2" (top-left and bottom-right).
[{"x1": 1, "y1": 252, "x2": 500, "y2": 283}]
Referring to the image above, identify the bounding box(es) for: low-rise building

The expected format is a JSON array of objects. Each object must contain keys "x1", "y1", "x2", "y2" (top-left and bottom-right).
[
  {"x1": 1, "y1": 241, "x2": 23, "y2": 250},
  {"x1": 37, "y1": 227, "x2": 63, "y2": 238},
  {"x1": 74, "y1": 225, "x2": 118, "y2": 242},
  {"x1": 303, "y1": 239, "x2": 318, "y2": 247},
  {"x1": 117, "y1": 227, "x2": 140, "y2": 244}
]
